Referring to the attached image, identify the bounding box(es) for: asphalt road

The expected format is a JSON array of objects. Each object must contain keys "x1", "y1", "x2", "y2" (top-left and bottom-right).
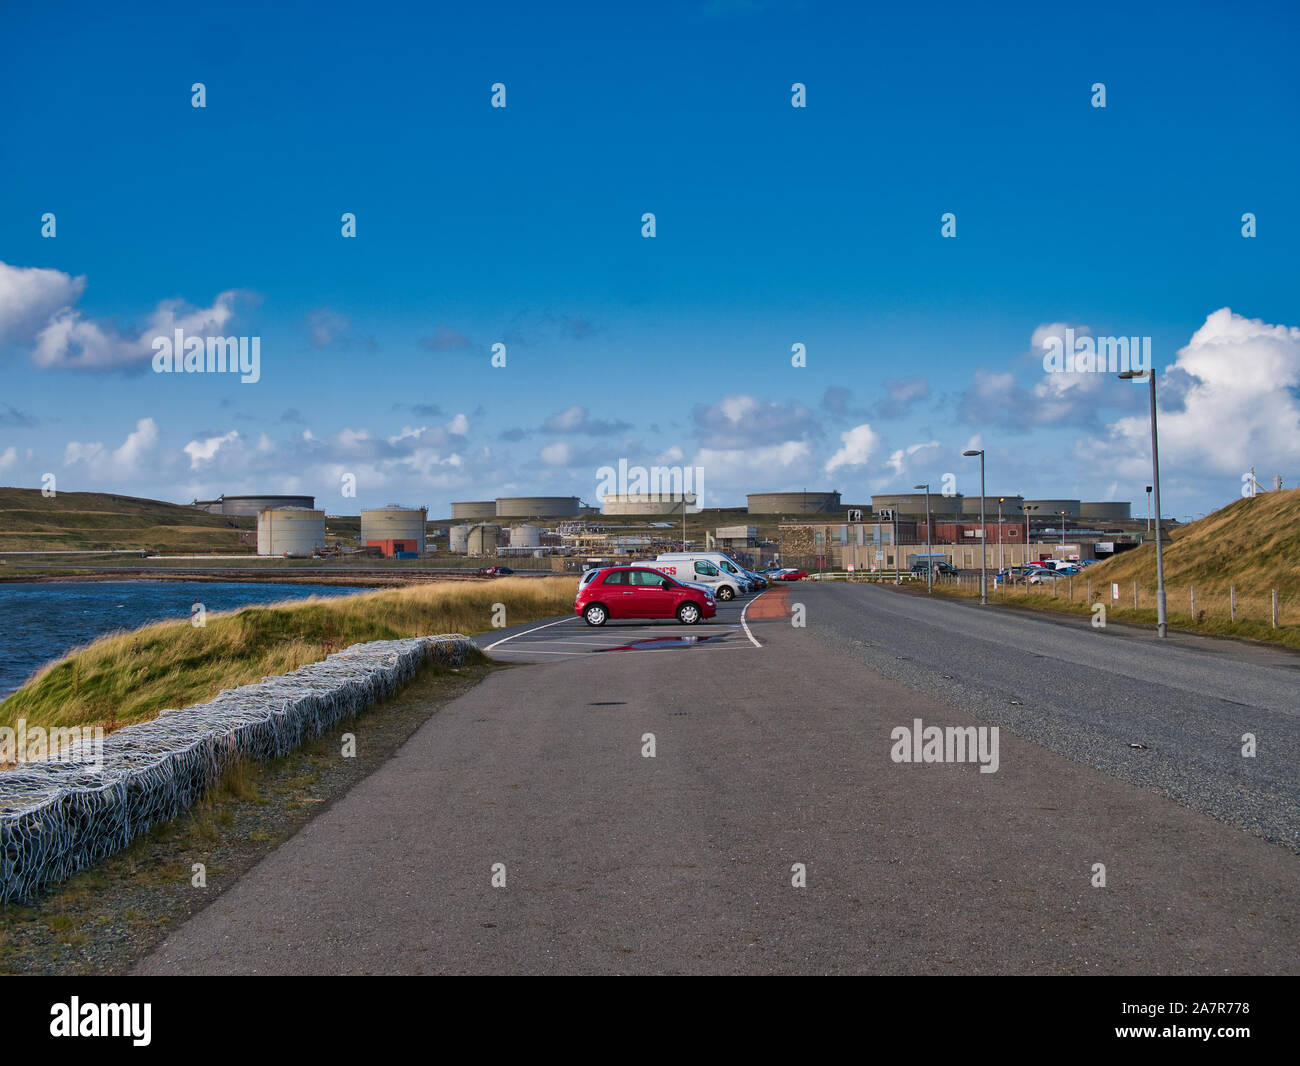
[{"x1": 137, "y1": 583, "x2": 1299, "y2": 975}]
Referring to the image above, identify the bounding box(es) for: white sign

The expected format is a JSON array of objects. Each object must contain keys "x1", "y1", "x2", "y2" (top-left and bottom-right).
[
  {"x1": 1096, "y1": 542, "x2": 1114, "y2": 553},
  {"x1": 847, "y1": 563, "x2": 855, "y2": 572},
  {"x1": 1112, "y1": 583, "x2": 1120, "y2": 600}
]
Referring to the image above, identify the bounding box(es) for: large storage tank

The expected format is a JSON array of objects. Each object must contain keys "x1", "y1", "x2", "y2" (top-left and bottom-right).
[
  {"x1": 495, "y1": 496, "x2": 582, "y2": 518},
  {"x1": 509, "y1": 524, "x2": 541, "y2": 548},
  {"x1": 467, "y1": 524, "x2": 500, "y2": 556},
  {"x1": 1080, "y1": 501, "x2": 1132, "y2": 521},
  {"x1": 451, "y1": 500, "x2": 497, "y2": 519},
  {"x1": 747, "y1": 491, "x2": 841, "y2": 514},
  {"x1": 960, "y1": 495, "x2": 1024, "y2": 517},
  {"x1": 361, "y1": 505, "x2": 427, "y2": 555},
  {"x1": 1023, "y1": 499, "x2": 1081, "y2": 518},
  {"x1": 601, "y1": 493, "x2": 699, "y2": 515},
  {"x1": 257, "y1": 508, "x2": 326, "y2": 556},
  {"x1": 872, "y1": 492, "x2": 963, "y2": 517},
  {"x1": 449, "y1": 523, "x2": 472, "y2": 553},
  {"x1": 213, "y1": 494, "x2": 315, "y2": 517}
]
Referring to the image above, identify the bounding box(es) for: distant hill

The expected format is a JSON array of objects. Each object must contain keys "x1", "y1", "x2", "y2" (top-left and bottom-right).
[
  {"x1": 1088, "y1": 488, "x2": 1300, "y2": 594},
  {"x1": 0, "y1": 487, "x2": 254, "y2": 552}
]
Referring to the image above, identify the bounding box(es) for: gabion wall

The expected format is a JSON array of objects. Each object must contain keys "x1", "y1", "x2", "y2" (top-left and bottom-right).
[{"x1": 0, "y1": 635, "x2": 473, "y2": 904}]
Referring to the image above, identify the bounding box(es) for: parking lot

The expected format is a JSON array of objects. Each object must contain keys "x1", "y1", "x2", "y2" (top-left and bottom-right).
[{"x1": 478, "y1": 587, "x2": 788, "y2": 662}]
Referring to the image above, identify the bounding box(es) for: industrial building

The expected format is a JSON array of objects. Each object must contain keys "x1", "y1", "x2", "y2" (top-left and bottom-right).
[
  {"x1": 450, "y1": 500, "x2": 497, "y2": 519},
  {"x1": 746, "y1": 491, "x2": 842, "y2": 514},
  {"x1": 466, "y1": 523, "x2": 501, "y2": 556},
  {"x1": 361, "y1": 505, "x2": 427, "y2": 557},
  {"x1": 194, "y1": 494, "x2": 315, "y2": 517},
  {"x1": 600, "y1": 493, "x2": 700, "y2": 516},
  {"x1": 257, "y1": 507, "x2": 327, "y2": 556}
]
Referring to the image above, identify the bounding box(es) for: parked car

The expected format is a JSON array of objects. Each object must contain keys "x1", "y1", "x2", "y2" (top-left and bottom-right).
[
  {"x1": 1027, "y1": 568, "x2": 1066, "y2": 585},
  {"x1": 476, "y1": 566, "x2": 514, "y2": 576},
  {"x1": 644, "y1": 556, "x2": 745, "y2": 601},
  {"x1": 776, "y1": 569, "x2": 807, "y2": 581},
  {"x1": 910, "y1": 560, "x2": 957, "y2": 576},
  {"x1": 574, "y1": 566, "x2": 716, "y2": 626},
  {"x1": 656, "y1": 552, "x2": 754, "y2": 595}
]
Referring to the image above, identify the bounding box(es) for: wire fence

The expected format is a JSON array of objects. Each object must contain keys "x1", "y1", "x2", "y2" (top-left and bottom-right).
[{"x1": 0, "y1": 634, "x2": 473, "y2": 905}]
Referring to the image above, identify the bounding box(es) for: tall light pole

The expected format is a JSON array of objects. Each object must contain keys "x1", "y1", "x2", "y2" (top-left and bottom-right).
[
  {"x1": 1024, "y1": 503, "x2": 1037, "y2": 565},
  {"x1": 998, "y1": 497, "x2": 1005, "y2": 571},
  {"x1": 962, "y1": 450, "x2": 987, "y2": 605},
  {"x1": 1059, "y1": 509, "x2": 1067, "y2": 552},
  {"x1": 1145, "y1": 485, "x2": 1152, "y2": 533},
  {"x1": 1120, "y1": 369, "x2": 1168, "y2": 638},
  {"x1": 914, "y1": 483, "x2": 932, "y2": 593}
]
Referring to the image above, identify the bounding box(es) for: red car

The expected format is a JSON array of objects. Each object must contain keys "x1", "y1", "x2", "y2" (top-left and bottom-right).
[
  {"x1": 574, "y1": 566, "x2": 716, "y2": 626},
  {"x1": 777, "y1": 569, "x2": 807, "y2": 581}
]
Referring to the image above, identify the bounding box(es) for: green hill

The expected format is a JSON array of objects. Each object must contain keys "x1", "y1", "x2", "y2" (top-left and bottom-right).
[{"x1": 1088, "y1": 488, "x2": 1300, "y2": 596}]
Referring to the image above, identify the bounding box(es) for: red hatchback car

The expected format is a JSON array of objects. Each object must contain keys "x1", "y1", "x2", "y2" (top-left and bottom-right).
[{"x1": 575, "y1": 566, "x2": 716, "y2": 626}]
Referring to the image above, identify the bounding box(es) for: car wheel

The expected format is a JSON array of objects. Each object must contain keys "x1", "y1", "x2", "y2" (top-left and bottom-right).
[
  {"x1": 717, "y1": 585, "x2": 735, "y2": 601},
  {"x1": 583, "y1": 603, "x2": 608, "y2": 626},
  {"x1": 677, "y1": 602, "x2": 701, "y2": 625}
]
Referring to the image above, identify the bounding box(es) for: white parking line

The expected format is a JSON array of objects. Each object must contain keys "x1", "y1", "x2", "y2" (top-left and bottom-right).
[
  {"x1": 482, "y1": 616, "x2": 576, "y2": 651},
  {"x1": 739, "y1": 591, "x2": 768, "y2": 648}
]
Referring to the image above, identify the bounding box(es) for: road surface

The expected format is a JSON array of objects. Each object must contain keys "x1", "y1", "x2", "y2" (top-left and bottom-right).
[{"x1": 137, "y1": 583, "x2": 1299, "y2": 974}]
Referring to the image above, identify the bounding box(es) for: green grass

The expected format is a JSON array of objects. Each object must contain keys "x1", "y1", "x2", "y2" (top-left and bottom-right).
[{"x1": 0, "y1": 576, "x2": 577, "y2": 737}]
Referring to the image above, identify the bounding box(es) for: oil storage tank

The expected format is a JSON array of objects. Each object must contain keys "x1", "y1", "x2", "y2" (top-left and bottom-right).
[
  {"x1": 361, "y1": 505, "x2": 427, "y2": 556},
  {"x1": 449, "y1": 523, "x2": 472, "y2": 553},
  {"x1": 1080, "y1": 501, "x2": 1132, "y2": 521},
  {"x1": 467, "y1": 524, "x2": 500, "y2": 556},
  {"x1": 495, "y1": 496, "x2": 582, "y2": 518},
  {"x1": 746, "y1": 491, "x2": 841, "y2": 514},
  {"x1": 257, "y1": 507, "x2": 326, "y2": 556},
  {"x1": 451, "y1": 500, "x2": 497, "y2": 519},
  {"x1": 214, "y1": 494, "x2": 315, "y2": 517},
  {"x1": 509, "y1": 524, "x2": 541, "y2": 549}
]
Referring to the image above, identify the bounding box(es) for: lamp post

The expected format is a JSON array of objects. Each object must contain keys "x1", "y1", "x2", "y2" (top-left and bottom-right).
[
  {"x1": 914, "y1": 483, "x2": 932, "y2": 593},
  {"x1": 962, "y1": 450, "x2": 987, "y2": 605},
  {"x1": 1119, "y1": 369, "x2": 1168, "y2": 638},
  {"x1": 1145, "y1": 485, "x2": 1152, "y2": 533},
  {"x1": 1059, "y1": 509, "x2": 1067, "y2": 552},
  {"x1": 1024, "y1": 503, "x2": 1037, "y2": 566},
  {"x1": 998, "y1": 497, "x2": 1005, "y2": 571}
]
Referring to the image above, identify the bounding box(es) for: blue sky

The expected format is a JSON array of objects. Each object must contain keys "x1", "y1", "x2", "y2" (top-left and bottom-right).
[{"x1": 2, "y1": 0, "x2": 1298, "y2": 520}]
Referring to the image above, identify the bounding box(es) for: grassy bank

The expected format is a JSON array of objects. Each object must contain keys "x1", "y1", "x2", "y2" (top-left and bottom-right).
[
  {"x1": 1, "y1": 576, "x2": 577, "y2": 735},
  {"x1": 923, "y1": 574, "x2": 1300, "y2": 650}
]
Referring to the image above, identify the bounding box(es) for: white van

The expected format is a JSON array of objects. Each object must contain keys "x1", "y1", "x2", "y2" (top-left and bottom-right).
[
  {"x1": 639, "y1": 556, "x2": 745, "y2": 601},
  {"x1": 652, "y1": 553, "x2": 751, "y2": 600}
]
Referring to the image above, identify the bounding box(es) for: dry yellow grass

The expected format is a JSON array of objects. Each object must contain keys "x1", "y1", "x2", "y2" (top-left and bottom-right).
[{"x1": 0, "y1": 576, "x2": 577, "y2": 735}]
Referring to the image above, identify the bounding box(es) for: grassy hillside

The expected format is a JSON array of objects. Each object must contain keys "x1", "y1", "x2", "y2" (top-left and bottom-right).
[
  {"x1": 0, "y1": 487, "x2": 254, "y2": 552},
  {"x1": 1088, "y1": 488, "x2": 1300, "y2": 594},
  {"x1": 0, "y1": 576, "x2": 578, "y2": 739}
]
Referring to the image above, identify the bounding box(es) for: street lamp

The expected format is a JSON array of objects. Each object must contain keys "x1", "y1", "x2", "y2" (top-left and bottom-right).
[
  {"x1": 1024, "y1": 503, "x2": 1037, "y2": 565},
  {"x1": 998, "y1": 497, "x2": 1005, "y2": 572},
  {"x1": 1145, "y1": 485, "x2": 1152, "y2": 533},
  {"x1": 1059, "y1": 509, "x2": 1067, "y2": 551},
  {"x1": 1119, "y1": 368, "x2": 1168, "y2": 638},
  {"x1": 914, "y1": 483, "x2": 932, "y2": 593},
  {"x1": 962, "y1": 449, "x2": 987, "y2": 605}
]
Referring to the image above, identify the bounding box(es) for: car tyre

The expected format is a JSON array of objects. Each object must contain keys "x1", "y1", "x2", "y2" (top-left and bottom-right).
[
  {"x1": 677, "y1": 602, "x2": 702, "y2": 625},
  {"x1": 717, "y1": 585, "x2": 735, "y2": 601},
  {"x1": 583, "y1": 603, "x2": 608, "y2": 626}
]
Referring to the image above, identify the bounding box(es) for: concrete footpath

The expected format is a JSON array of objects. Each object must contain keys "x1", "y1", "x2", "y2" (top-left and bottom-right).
[{"x1": 137, "y1": 591, "x2": 1299, "y2": 975}]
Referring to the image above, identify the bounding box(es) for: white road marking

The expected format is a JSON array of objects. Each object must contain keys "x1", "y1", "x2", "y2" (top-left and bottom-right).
[
  {"x1": 739, "y1": 591, "x2": 768, "y2": 648},
  {"x1": 482, "y1": 616, "x2": 576, "y2": 651}
]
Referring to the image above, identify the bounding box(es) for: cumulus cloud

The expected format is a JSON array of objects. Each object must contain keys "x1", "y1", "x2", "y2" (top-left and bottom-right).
[
  {"x1": 541, "y1": 405, "x2": 630, "y2": 436},
  {"x1": 539, "y1": 441, "x2": 573, "y2": 466},
  {"x1": 0, "y1": 446, "x2": 18, "y2": 471},
  {"x1": 885, "y1": 439, "x2": 942, "y2": 478},
  {"x1": 63, "y1": 418, "x2": 159, "y2": 480},
  {"x1": 0, "y1": 262, "x2": 85, "y2": 347},
  {"x1": 871, "y1": 377, "x2": 931, "y2": 420},
  {"x1": 693, "y1": 394, "x2": 816, "y2": 449},
  {"x1": 183, "y1": 430, "x2": 240, "y2": 469},
  {"x1": 825, "y1": 424, "x2": 881, "y2": 475},
  {"x1": 1104, "y1": 308, "x2": 1300, "y2": 477}
]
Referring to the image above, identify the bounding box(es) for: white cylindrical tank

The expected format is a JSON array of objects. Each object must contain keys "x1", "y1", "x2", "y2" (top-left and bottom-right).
[
  {"x1": 257, "y1": 508, "x2": 327, "y2": 556},
  {"x1": 449, "y1": 523, "x2": 472, "y2": 553},
  {"x1": 467, "y1": 524, "x2": 500, "y2": 556},
  {"x1": 510, "y1": 524, "x2": 541, "y2": 548},
  {"x1": 361, "y1": 505, "x2": 427, "y2": 554}
]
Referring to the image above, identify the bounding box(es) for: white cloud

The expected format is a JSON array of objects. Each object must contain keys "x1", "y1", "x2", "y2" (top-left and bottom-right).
[
  {"x1": 0, "y1": 262, "x2": 85, "y2": 346},
  {"x1": 447, "y1": 412, "x2": 469, "y2": 435},
  {"x1": 0, "y1": 446, "x2": 17, "y2": 471},
  {"x1": 1105, "y1": 307, "x2": 1300, "y2": 477},
  {"x1": 183, "y1": 430, "x2": 240, "y2": 469},
  {"x1": 539, "y1": 441, "x2": 573, "y2": 466},
  {"x1": 825, "y1": 424, "x2": 880, "y2": 475},
  {"x1": 63, "y1": 418, "x2": 160, "y2": 480}
]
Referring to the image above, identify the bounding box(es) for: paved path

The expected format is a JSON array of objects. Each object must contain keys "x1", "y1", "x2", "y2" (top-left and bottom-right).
[{"x1": 138, "y1": 585, "x2": 1299, "y2": 974}]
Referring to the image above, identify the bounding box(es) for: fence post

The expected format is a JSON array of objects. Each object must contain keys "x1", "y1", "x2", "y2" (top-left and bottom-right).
[
  {"x1": 1191, "y1": 585, "x2": 1195, "y2": 619},
  {"x1": 1230, "y1": 585, "x2": 1236, "y2": 622},
  {"x1": 1133, "y1": 581, "x2": 1138, "y2": 609},
  {"x1": 1087, "y1": 579, "x2": 1091, "y2": 604},
  {"x1": 1273, "y1": 589, "x2": 1279, "y2": 629}
]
